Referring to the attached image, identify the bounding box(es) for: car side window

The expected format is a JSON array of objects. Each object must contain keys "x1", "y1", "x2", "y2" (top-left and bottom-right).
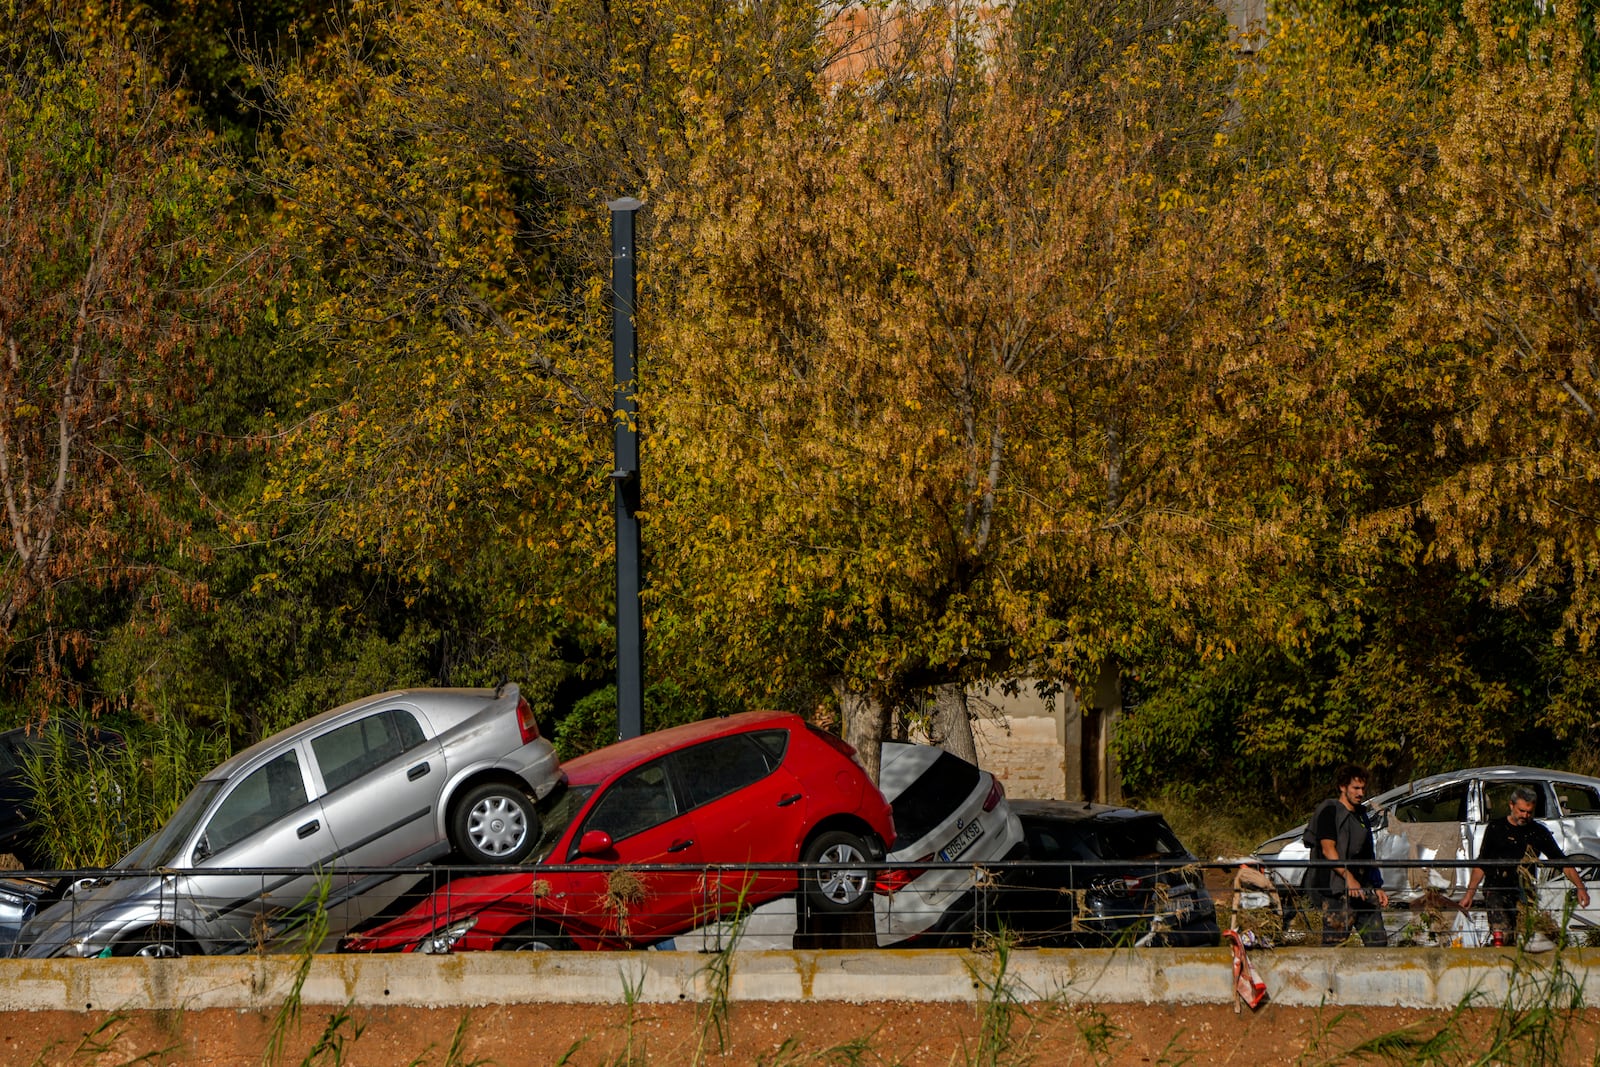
[
  {"x1": 1557, "y1": 784, "x2": 1600, "y2": 816},
  {"x1": 582, "y1": 761, "x2": 679, "y2": 843},
  {"x1": 312, "y1": 711, "x2": 418, "y2": 793},
  {"x1": 1482, "y1": 781, "x2": 1549, "y2": 821},
  {"x1": 201, "y1": 750, "x2": 308, "y2": 857},
  {"x1": 1392, "y1": 783, "x2": 1469, "y2": 823},
  {"x1": 672, "y1": 734, "x2": 780, "y2": 809},
  {"x1": 393, "y1": 710, "x2": 427, "y2": 751}
]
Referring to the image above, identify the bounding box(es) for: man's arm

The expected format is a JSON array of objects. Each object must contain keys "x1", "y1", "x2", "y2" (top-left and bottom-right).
[
  {"x1": 1462, "y1": 866, "x2": 1486, "y2": 908},
  {"x1": 1561, "y1": 865, "x2": 1591, "y2": 907},
  {"x1": 1320, "y1": 836, "x2": 1362, "y2": 896},
  {"x1": 1539, "y1": 826, "x2": 1592, "y2": 907}
]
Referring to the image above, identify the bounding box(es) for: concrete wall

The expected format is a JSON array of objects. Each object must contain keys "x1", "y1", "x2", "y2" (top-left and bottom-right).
[
  {"x1": 969, "y1": 672, "x2": 1121, "y2": 804},
  {"x1": 0, "y1": 948, "x2": 1592, "y2": 1012}
]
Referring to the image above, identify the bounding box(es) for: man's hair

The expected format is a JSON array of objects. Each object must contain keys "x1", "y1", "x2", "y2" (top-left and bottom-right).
[
  {"x1": 1334, "y1": 763, "x2": 1369, "y2": 790},
  {"x1": 1510, "y1": 785, "x2": 1538, "y2": 807}
]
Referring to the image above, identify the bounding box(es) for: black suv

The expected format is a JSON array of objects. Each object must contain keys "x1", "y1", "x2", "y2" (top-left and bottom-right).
[{"x1": 992, "y1": 800, "x2": 1220, "y2": 947}]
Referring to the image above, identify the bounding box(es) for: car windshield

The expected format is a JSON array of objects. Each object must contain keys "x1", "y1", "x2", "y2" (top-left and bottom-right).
[
  {"x1": 116, "y1": 780, "x2": 224, "y2": 869},
  {"x1": 528, "y1": 783, "x2": 596, "y2": 864}
]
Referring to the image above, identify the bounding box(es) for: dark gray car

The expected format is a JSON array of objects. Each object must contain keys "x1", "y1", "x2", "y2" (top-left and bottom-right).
[{"x1": 14, "y1": 685, "x2": 561, "y2": 958}]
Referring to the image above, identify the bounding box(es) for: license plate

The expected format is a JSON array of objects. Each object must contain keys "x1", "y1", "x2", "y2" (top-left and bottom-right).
[
  {"x1": 939, "y1": 820, "x2": 985, "y2": 862},
  {"x1": 1158, "y1": 886, "x2": 1196, "y2": 924}
]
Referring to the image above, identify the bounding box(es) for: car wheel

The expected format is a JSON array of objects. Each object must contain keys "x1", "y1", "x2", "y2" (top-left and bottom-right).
[
  {"x1": 113, "y1": 927, "x2": 198, "y2": 958},
  {"x1": 450, "y1": 783, "x2": 537, "y2": 864},
  {"x1": 801, "y1": 830, "x2": 873, "y2": 914},
  {"x1": 498, "y1": 921, "x2": 572, "y2": 951}
]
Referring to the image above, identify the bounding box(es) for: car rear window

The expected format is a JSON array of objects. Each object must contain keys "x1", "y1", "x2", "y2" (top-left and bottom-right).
[
  {"x1": 888, "y1": 751, "x2": 981, "y2": 846},
  {"x1": 1082, "y1": 817, "x2": 1187, "y2": 860}
]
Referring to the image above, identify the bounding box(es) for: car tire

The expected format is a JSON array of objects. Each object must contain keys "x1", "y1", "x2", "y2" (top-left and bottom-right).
[
  {"x1": 113, "y1": 926, "x2": 199, "y2": 958},
  {"x1": 801, "y1": 830, "x2": 873, "y2": 914},
  {"x1": 498, "y1": 921, "x2": 571, "y2": 951},
  {"x1": 449, "y1": 782, "x2": 537, "y2": 864}
]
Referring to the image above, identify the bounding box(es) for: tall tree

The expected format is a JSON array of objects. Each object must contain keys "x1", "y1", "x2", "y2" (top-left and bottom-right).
[
  {"x1": 646, "y1": 0, "x2": 1367, "y2": 776},
  {"x1": 0, "y1": 25, "x2": 250, "y2": 708}
]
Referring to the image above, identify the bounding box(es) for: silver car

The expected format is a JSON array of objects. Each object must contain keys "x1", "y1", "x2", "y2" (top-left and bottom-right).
[
  {"x1": 15, "y1": 684, "x2": 561, "y2": 958},
  {"x1": 1254, "y1": 765, "x2": 1600, "y2": 912}
]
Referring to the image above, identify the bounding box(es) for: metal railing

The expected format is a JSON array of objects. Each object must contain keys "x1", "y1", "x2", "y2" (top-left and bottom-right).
[{"x1": 0, "y1": 856, "x2": 1591, "y2": 958}]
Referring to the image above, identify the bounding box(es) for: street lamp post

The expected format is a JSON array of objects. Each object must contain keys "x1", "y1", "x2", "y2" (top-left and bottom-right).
[{"x1": 608, "y1": 197, "x2": 644, "y2": 741}]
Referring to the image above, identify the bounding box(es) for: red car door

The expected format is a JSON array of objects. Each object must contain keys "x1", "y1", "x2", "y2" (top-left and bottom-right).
[
  {"x1": 674, "y1": 729, "x2": 809, "y2": 912},
  {"x1": 546, "y1": 757, "x2": 709, "y2": 944}
]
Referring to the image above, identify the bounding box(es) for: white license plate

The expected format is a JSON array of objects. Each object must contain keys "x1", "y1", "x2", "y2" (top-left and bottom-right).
[{"x1": 939, "y1": 820, "x2": 985, "y2": 862}]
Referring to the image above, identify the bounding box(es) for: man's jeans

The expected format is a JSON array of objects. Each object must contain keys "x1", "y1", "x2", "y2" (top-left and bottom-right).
[{"x1": 1320, "y1": 890, "x2": 1386, "y2": 947}]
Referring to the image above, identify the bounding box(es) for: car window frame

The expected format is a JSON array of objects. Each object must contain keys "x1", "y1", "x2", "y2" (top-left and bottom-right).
[
  {"x1": 1476, "y1": 778, "x2": 1554, "y2": 823},
  {"x1": 1391, "y1": 781, "x2": 1470, "y2": 825},
  {"x1": 306, "y1": 708, "x2": 431, "y2": 796},
  {"x1": 665, "y1": 730, "x2": 786, "y2": 813},
  {"x1": 193, "y1": 744, "x2": 315, "y2": 862},
  {"x1": 1555, "y1": 779, "x2": 1600, "y2": 817},
  {"x1": 570, "y1": 755, "x2": 686, "y2": 855}
]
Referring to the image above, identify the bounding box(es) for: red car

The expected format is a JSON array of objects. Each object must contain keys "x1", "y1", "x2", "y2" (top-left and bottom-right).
[{"x1": 341, "y1": 711, "x2": 895, "y2": 951}]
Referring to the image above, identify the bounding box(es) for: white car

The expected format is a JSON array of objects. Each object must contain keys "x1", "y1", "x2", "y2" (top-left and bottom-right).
[
  {"x1": 872, "y1": 742, "x2": 1024, "y2": 946},
  {"x1": 1254, "y1": 765, "x2": 1600, "y2": 936}
]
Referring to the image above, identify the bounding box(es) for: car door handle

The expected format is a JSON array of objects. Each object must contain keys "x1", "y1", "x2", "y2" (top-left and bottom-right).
[
  {"x1": 297, "y1": 820, "x2": 320, "y2": 839},
  {"x1": 778, "y1": 793, "x2": 803, "y2": 807},
  {"x1": 668, "y1": 839, "x2": 694, "y2": 853},
  {"x1": 407, "y1": 761, "x2": 430, "y2": 781}
]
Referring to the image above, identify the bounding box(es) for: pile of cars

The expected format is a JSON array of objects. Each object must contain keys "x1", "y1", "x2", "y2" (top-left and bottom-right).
[{"x1": 4, "y1": 687, "x2": 1219, "y2": 957}]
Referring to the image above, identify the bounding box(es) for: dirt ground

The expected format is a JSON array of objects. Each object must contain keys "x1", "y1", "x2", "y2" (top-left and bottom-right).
[{"x1": 6, "y1": 1000, "x2": 1600, "y2": 1066}]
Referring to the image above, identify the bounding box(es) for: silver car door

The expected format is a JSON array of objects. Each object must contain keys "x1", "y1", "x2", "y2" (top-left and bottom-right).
[
  {"x1": 1548, "y1": 779, "x2": 1600, "y2": 865},
  {"x1": 307, "y1": 707, "x2": 445, "y2": 923},
  {"x1": 1384, "y1": 781, "x2": 1472, "y2": 894},
  {"x1": 175, "y1": 746, "x2": 333, "y2": 952}
]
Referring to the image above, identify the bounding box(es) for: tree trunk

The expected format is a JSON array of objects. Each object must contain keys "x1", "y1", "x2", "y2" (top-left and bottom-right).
[
  {"x1": 839, "y1": 688, "x2": 889, "y2": 784},
  {"x1": 930, "y1": 683, "x2": 979, "y2": 765}
]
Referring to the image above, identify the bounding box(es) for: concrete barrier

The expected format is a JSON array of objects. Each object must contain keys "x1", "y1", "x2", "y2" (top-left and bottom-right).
[{"x1": 0, "y1": 947, "x2": 1594, "y2": 1013}]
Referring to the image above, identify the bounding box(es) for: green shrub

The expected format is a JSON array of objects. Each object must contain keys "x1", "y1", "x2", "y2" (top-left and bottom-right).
[
  {"x1": 20, "y1": 715, "x2": 230, "y2": 868},
  {"x1": 552, "y1": 682, "x2": 714, "y2": 759}
]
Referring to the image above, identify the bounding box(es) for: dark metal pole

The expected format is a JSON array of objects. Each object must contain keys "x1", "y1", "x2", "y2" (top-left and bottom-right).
[{"x1": 608, "y1": 197, "x2": 644, "y2": 741}]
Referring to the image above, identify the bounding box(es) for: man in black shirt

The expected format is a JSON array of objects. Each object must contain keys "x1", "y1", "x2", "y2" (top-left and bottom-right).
[
  {"x1": 1313, "y1": 763, "x2": 1390, "y2": 946},
  {"x1": 1462, "y1": 786, "x2": 1590, "y2": 944}
]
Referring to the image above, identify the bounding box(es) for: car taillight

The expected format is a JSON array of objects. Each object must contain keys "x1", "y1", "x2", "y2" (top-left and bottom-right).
[
  {"x1": 981, "y1": 778, "x2": 1005, "y2": 813},
  {"x1": 516, "y1": 696, "x2": 540, "y2": 744},
  {"x1": 874, "y1": 853, "x2": 933, "y2": 895}
]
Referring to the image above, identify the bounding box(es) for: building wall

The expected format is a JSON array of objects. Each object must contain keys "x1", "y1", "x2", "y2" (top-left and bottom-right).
[{"x1": 967, "y1": 671, "x2": 1122, "y2": 803}]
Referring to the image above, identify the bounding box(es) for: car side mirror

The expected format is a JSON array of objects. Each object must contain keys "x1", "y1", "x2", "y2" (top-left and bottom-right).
[
  {"x1": 192, "y1": 837, "x2": 213, "y2": 864},
  {"x1": 1369, "y1": 808, "x2": 1389, "y2": 831},
  {"x1": 575, "y1": 830, "x2": 614, "y2": 858}
]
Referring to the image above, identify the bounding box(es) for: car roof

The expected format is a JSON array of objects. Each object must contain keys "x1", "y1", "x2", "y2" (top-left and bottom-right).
[
  {"x1": 561, "y1": 710, "x2": 803, "y2": 787},
  {"x1": 204, "y1": 686, "x2": 510, "y2": 781},
  {"x1": 1009, "y1": 799, "x2": 1169, "y2": 825},
  {"x1": 1370, "y1": 765, "x2": 1600, "y2": 806}
]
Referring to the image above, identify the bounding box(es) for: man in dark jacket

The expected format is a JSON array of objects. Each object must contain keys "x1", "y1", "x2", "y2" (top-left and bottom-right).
[
  {"x1": 1461, "y1": 786, "x2": 1589, "y2": 944},
  {"x1": 1312, "y1": 764, "x2": 1390, "y2": 946}
]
